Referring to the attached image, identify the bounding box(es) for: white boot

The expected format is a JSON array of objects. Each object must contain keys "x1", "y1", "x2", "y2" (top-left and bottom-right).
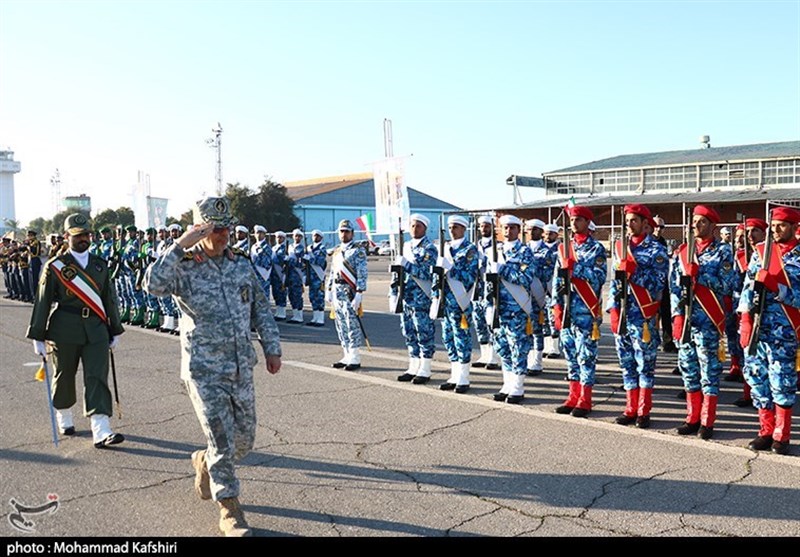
[
  {"x1": 549, "y1": 336, "x2": 561, "y2": 357},
  {"x1": 416, "y1": 357, "x2": 433, "y2": 379},
  {"x1": 457, "y1": 362, "x2": 471, "y2": 387},
  {"x1": 404, "y1": 357, "x2": 420, "y2": 375},
  {"x1": 90, "y1": 414, "x2": 124, "y2": 448},
  {"x1": 314, "y1": 310, "x2": 325, "y2": 325},
  {"x1": 544, "y1": 336, "x2": 553, "y2": 354},
  {"x1": 348, "y1": 347, "x2": 361, "y2": 366},
  {"x1": 478, "y1": 344, "x2": 489, "y2": 364},
  {"x1": 56, "y1": 408, "x2": 74, "y2": 434},
  {"x1": 508, "y1": 373, "x2": 526, "y2": 402},
  {"x1": 275, "y1": 306, "x2": 287, "y2": 320},
  {"x1": 290, "y1": 309, "x2": 304, "y2": 323},
  {"x1": 499, "y1": 370, "x2": 512, "y2": 394},
  {"x1": 486, "y1": 344, "x2": 501, "y2": 369},
  {"x1": 171, "y1": 315, "x2": 180, "y2": 332},
  {"x1": 447, "y1": 361, "x2": 460, "y2": 384},
  {"x1": 527, "y1": 350, "x2": 543, "y2": 372}
]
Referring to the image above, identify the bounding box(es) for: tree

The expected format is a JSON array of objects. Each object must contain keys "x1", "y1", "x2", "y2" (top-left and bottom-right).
[
  {"x1": 93, "y1": 209, "x2": 120, "y2": 231},
  {"x1": 27, "y1": 217, "x2": 50, "y2": 235},
  {"x1": 114, "y1": 207, "x2": 135, "y2": 228},
  {"x1": 224, "y1": 178, "x2": 299, "y2": 232}
]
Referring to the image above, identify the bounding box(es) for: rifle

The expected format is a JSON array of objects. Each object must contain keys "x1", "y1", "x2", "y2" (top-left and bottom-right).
[
  {"x1": 746, "y1": 213, "x2": 773, "y2": 356},
  {"x1": 389, "y1": 217, "x2": 405, "y2": 313},
  {"x1": 559, "y1": 211, "x2": 573, "y2": 329},
  {"x1": 616, "y1": 207, "x2": 629, "y2": 336},
  {"x1": 485, "y1": 217, "x2": 501, "y2": 329},
  {"x1": 473, "y1": 216, "x2": 484, "y2": 301},
  {"x1": 430, "y1": 214, "x2": 447, "y2": 319},
  {"x1": 679, "y1": 206, "x2": 695, "y2": 344},
  {"x1": 304, "y1": 232, "x2": 311, "y2": 289}
]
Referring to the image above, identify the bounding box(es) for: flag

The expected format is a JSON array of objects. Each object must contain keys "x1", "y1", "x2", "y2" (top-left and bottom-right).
[
  {"x1": 355, "y1": 213, "x2": 375, "y2": 241},
  {"x1": 566, "y1": 196, "x2": 576, "y2": 209}
]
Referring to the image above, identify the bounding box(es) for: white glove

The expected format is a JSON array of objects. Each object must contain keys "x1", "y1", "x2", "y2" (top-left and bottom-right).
[
  {"x1": 33, "y1": 340, "x2": 46, "y2": 356},
  {"x1": 394, "y1": 256, "x2": 409, "y2": 268},
  {"x1": 303, "y1": 254, "x2": 310, "y2": 261},
  {"x1": 489, "y1": 262, "x2": 499, "y2": 274},
  {"x1": 436, "y1": 256, "x2": 453, "y2": 271},
  {"x1": 109, "y1": 335, "x2": 121, "y2": 350},
  {"x1": 351, "y1": 292, "x2": 363, "y2": 312}
]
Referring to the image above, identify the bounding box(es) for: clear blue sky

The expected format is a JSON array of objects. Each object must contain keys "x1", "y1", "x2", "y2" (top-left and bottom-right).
[{"x1": 2, "y1": 0, "x2": 798, "y2": 226}]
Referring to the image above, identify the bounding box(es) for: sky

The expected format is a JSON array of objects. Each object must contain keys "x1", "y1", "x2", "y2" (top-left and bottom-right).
[{"x1": 2, "y1": 0, "x2": 799, "y2": 226}]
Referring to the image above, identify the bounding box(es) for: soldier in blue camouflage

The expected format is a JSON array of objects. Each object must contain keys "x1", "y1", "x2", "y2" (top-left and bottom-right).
[
  {"x1": 143, "y1": 197, "x2": 282, "y2": 537},
  {"x1": 139, "y1": 228, "x2": 162, "y2": 329},
  {"x1": 671, "y1": 205, "x2": 738, "y2": 440},
  {"x1": 122, "y1": 225, "x2": 145, "y2": 326},
  {"x1": 490, "y1": 214, "x2": 535, "y2": 405},
  {"x1": 113, "y1": 226, "x2": 131, "y2": 322},
  {"x1": 249, "y1": 224, "x2": 272, "y2": 302},
  {"x1": 270, "y1": 231, "x2": 289, "y2": 320},
  {"x1": 436, "y1": 215, "x2": 479, "y2": 393},
  {"x1": 233, "y1": 225, "x2": 250, "y2": 253},
  {"x1": 395, "y1": 214, "x2": 439, "y2": 384},
  {"x1": 553, "y1": 205, "x2": 608, "y2": 418},
  {"x1": 542, "y1": 223, "x2": 563, "y2": 359},
  {"x1": 606, "y1": 204, "x2": 668, "y2": 429},
  {"x1": 737, "y1": 206, "x2": 800, "y2": 455},
  {"x1": 327, "y1": 219, "x2": 368, "y2": 370},
  {"x1": 154, "y1": 226, "x2": 179, "y2": 333},
  {"x1": 305, "y1": 229, "x2": 327, "y2": 327},
  {"x1": 286, "y1": 229, "x2": 307, "y2": 324},
  {"x1": 471, "y1": 215, "x2": 501, "y2": 370},
  {"x1": 524, "y1": 218, "x2": 557, "y2": 376},
  {"x1": 97, "y1": 227, "x2": 114, "y2": 261}
]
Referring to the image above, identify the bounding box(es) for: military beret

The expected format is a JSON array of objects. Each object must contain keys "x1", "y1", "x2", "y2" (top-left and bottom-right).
[
  {"x1": 624, "y1": 204, "x2": 652, "y2": 221},
  {"x1": 125, "y1": 225, "x2": 138, "y2": 232},
  {"x1": 276, "y1": 230, "x2": 287, "y2": 237},
  {"x1": 145, "y1": 227, "x2": 156, "y2": 234},
  {"x1": 27, "y1": 229, "x2": 37, "y2": 236},
  {"x1": 745, "y1": 218, "x2": 768, "y2": 231},
  {"x1": 292, "y1": 228, "x2": 304, "y2": 236},
  {"x1": 99, "y1": 226, "x2": 112, "y2": 234},
  {"x1": 566, "y1": 205, "x2": 593, "y2": 221},
  {"x1": 693, "y1": 205, "x2": 720, "y2": 224},
  {"x1": 770, "y1": 206, "x2": 800, "y2": 225}
]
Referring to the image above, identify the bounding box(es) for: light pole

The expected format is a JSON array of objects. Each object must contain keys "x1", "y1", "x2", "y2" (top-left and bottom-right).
[{"x1": 206, "y1": 123, "x2": 223, "y2": 195}]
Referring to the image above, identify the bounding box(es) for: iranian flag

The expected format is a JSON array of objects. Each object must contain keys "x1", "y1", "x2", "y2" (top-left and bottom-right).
[{"x1": 355, "y1": 213, "x2": 375, "y2": 241}]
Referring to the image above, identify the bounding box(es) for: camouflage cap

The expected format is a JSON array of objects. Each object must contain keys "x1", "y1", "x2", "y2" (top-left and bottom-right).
[
  {"x1": 193, "y1": 196, "x2": 238, "y2": 227},
  {"x1": 64, "y1": 213, "x2": 92, "y2": 235},
  {"x1": 338, "y1": 219, "x2": 354, "y2": 231}
]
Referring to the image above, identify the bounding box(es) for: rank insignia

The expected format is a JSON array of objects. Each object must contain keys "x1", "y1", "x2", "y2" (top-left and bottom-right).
[
  {"x1": 61, "y1": 265, "x2": 77, "y2": 281},
  {"x1": 240, "y1": 286, "x2": 249, "y2": 303},
  {"x1": 655, "y1": 255, "x2": 665, "y2": 264},
  {"x1": 722, "y1": 262, "x2": 732, "y2": 271},
  {"x1": 595, "y1": 257, "x2": 606, "y2": 267},
  {"x1": 95, "y1": 262, "x2": 104, "y2": 272}
]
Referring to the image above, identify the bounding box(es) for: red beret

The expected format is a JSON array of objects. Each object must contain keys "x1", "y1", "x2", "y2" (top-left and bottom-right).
[
  {"x1": 624, "y1": 204, "x2": 652, "y2": 221},
  {"x1": 745, "y1": 218, "x2": 768, "y2": 231},
  {"x1": 566, "y1": 205, "x2": 593, "y2": 221},
  {"x1": 735, "y1": 223, "x2": 745, "y2": 231},
  {"x1": 693, "y1": 205, "x2": 720, "y2": 224},
  {"x1": 771, "y1": 206, "x2": 800, "y2": 225}
]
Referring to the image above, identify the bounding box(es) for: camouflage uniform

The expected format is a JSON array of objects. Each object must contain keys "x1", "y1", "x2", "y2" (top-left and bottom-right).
[
  {"x1": 270, "y1": 234, "x2": 288, "y2": 320},
  {"x1": 249, "y1": 234, "x2": 273, "y2": 300},
  {"x1": 526, "y1": 234, "x2": 557, "y2": 372},
  {"x1": 142, "y1": 198, "x2": 281, "y2": 502},
  {"x1": 326, "y1": 221, "x2": 368, "y2": 369},
  {"x1": 286, "y1": 234, "x2": 306, "y2": 322},
  {"x1": 472, "y1": 233, "x2": 501, "y2": 369},
  {"x1": 305, "y1": 232, "x2": 327, "y2": 326}
]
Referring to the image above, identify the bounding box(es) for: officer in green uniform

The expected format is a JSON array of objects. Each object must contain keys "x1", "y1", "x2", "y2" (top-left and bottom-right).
[{"x1": 26, "y1": 213, "x2": 126, "y2": 448}]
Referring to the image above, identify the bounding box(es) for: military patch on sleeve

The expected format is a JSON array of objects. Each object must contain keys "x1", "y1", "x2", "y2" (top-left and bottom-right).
[
  {"x1": 722, "y1": 261, "x2": 732, "y2": 271},
  {"x1": 240, "y1": 285, "x2": 250, "y2": 303},
  {"x1": 95, "y1": 262, "x2": 104, "y2": 272},
  {"x1": 595, "y1": 256, "x2": 606, "y2": 267},
  {"x1": 655, "y1": 255, "x2": 665, "y2": 265},
  {"x1": 521, "y1": 264, "x2": 528, "y2": 271},
  {"x1": 61, "y1": 265, "x2": 77, "y2": 281}
]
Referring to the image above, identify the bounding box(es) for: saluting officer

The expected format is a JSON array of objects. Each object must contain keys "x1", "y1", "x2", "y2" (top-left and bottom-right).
[
  {"x1": 286, "y1": 229, "x2": 307, "y2": 324},
  {"x1": 606, "y1": 204, "x2": 668, "y2": 429},
  {"x1": 738, "y1": 206, "x2": 800, "y2": 455},
  {"x1": 327, "y1": 219, "x2": 368, "y2": 371},
  {"x1": 305, "y1": 229, "x2": 328, "y2": 327},
  {"x1": 471, "y1": 215, "x2": 501, "y2": 370},
  {"x1": 671, "y1": 205, "x2": 738, "y2": 439},
  {"x1": 27, "y1": 213, "x2": 125, "y2": 447},
  {"x1": 553, "y1": 205, "x2": 608, "y2": 417},
  {"x1": 437, "y1": 215, "x2": 479, "y2": 393},
  {"x1": 490, "y1": 214, "x2": 535, "y2": 404},
  {"x1": 395, "y1": 214, "x2": 438, "y2": 384},
  {"x1": 270, "y1": 231, "x2": 289, "y2": 321}
]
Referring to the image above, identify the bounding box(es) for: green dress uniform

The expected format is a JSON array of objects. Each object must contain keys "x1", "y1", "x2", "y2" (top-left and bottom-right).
[{"x1": 26, "y1": 214, "x2": 125, "y2": 444}]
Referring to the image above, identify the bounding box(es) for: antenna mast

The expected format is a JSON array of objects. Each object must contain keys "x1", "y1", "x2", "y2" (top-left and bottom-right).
[
  {"x1": 207, "y1": 123, "x2": 223, "y2": 195},
  {"x1": 50, "y1": 169, "x2": 62, "y2": 216}
]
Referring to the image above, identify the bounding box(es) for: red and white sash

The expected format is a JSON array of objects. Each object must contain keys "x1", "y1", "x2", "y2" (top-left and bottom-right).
[{"x1": 50, "y1": 259, "x2": 108, "y2": 323}]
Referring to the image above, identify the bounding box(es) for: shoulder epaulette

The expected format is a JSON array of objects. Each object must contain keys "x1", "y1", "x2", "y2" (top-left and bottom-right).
[
  {"x1": 232, "y1": 247, "x2": 249, "y2": 257},
  {"x1": 181, "y1": 251, "x2": 195, "y2": 261}
]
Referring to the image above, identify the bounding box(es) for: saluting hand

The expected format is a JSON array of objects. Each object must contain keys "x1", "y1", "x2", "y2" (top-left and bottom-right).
[{"x1": 176, "y1": 223, "x2": 215, "y2": 250}]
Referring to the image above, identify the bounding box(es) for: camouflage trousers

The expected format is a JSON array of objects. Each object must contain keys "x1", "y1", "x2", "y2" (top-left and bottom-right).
[
  {"x1": 185, "y1": 373, "x2": 256, "y2": 501},
  {"x1": 678, "y1": 327, "x2": 723, "y2": 396},
  {"x1": 472, "y1": 298, "x2": 492, "y2": 345},
  {"x1": 614, "y1": 317, "x2": 661, "y2": 390},
  {"x1": 401, "y1": 305, "x2": 436, "y2": 359},
  {"x1": 494, "y1": 311, "x2": 531, "y2": 375},
  {"x1": 744, "y1": 334, "x2": 798, "y2": 408},
  {"x1": 332, "y1": 290, "x2": 363, "y2": 350},
  {"x1": 725, "y1": 310, "x2": 744, "y2": 362},
  {"x1": 560, "y1": 315, "x2": 599, "y2": 386},
  {"x1": 442, "y1": 304, "x2": 473, "y2": 363},
  {"x1": 308, "y1": 277, "x2": 325, "y2": 311}
]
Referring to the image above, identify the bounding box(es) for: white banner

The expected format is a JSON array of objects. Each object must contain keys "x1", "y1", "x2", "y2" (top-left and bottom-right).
[
  {"x1": 147, "y1": 197, "x2": 169, "y2": 229},
  {"x1": 373, "y1": 157, "x2": 410, "y2": 234}
]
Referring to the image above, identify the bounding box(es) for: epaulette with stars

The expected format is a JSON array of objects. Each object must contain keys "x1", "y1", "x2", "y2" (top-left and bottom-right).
[{"x1": 232, "y1": 247, "x2": 249, "y2": 258}]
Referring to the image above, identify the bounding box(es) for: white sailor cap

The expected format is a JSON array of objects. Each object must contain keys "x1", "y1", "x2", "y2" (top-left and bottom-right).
[
  {"x1": 311, "y1": 229, "x2": 323, "y2": 238},
  {"x1": 156, "y1": 225, "x2": 167, "y2": 232},
  {"x1": 447, "y1": 215, "x2": 469, "y2": 228},
  {"x1": 477, "y1": 214, "x2": 493, "y2": 225},
  {"x1": 253, "y1": 225, "x2": 267, "y2": 234},
  {"x1": 275, "y1": 230, "x2": 287, "y2": 237},
  {"x1": 544, "y1": 223, "x2": 559, "y2": 234},
  {"x1": 410, "y1": 213, "x2": 430, "y2": 228},
  {"x1": 292, "y1": 228, "x2": 304, "y2": 237},
  {"x1": 235, "y1": 225, "x2": 248, "y2": 234},
  {"x1": 168, "y1": 223, "x2": 183, "y2": 232},
  {"x1": 588, "y1": 221, "x2": 597, "y2": 232},
  {"x1": 526, "y1": 218, "x2": 545, "y2": 230},
  {"x1": 720, "y1": 227, "x2": 731, "y2": 235},
  {"x1": 499, "y1": 214, "x2": 522, "y2": 227}
]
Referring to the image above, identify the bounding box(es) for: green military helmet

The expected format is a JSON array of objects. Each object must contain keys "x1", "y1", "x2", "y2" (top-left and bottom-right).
[
  {"x1": 64, "y1": 213, "x2": 92, "y2": 235},
  {"x1": 193, "y1": 196, "x2": 238, "y2": 227}
]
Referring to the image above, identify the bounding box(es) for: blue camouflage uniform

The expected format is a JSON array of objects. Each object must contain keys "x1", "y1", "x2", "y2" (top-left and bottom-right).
[
  {"x1": 98, "y1": 237, "x2": 114, "y2": 262},
  {"x1": 286, "y1": 240, "x2": 306, "y2": 313},
  {"x1": 155, "y1": 236, "x2": 179, "y2": 327},
  {"x1": 738, "y1": 241, "x2": 800, "y2": 410},
  {"x1": 528, "y1": 238, "x2": 558, "y2": 352},
  {"x1": 473, "y1": 236, "x2": 493, "y2": 346},
  {"x1": 606, "y1": 234, "x2": 669, "y2": 392},
  {"x1": 492, "y1": 239, "x2": 535, "y2": 377},
  {"x1": 400, "y1": 235, "x2": 438, "y2": 360},
  {"x1": 670, "y1": 238, "x2": 737, "y2": 397},
  {"x1": 552, "y1": 234, "x2": 607, "y2": 396},
  {"x1": 270, "y1": 240, "x2": 288, "y2": 312},
  {"x1": 440, "y1": 238, "x2": 479, "y2": 364},
  {"x1": 327, "y1": 239, "x2": 368, "y2": 364},
  {"x1": 726, "y1": 248, "x2": 748, "y2": 368},
  {"x1": 306, "y1": 240, "x2": 328, "y2": 312},
  {"x1": 249, "y1": 238, "x2": 273, "y2": 299}
]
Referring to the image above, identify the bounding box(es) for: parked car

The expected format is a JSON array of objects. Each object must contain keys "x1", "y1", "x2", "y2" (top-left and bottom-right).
[{"x1": 377, "y1": 240, "x2": 392, "y2": 256}]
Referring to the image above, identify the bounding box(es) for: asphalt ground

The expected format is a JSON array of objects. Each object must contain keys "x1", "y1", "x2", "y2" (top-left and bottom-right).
[{"x1": 1, "y1": 256, "x2": 799, "y2": 545}]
